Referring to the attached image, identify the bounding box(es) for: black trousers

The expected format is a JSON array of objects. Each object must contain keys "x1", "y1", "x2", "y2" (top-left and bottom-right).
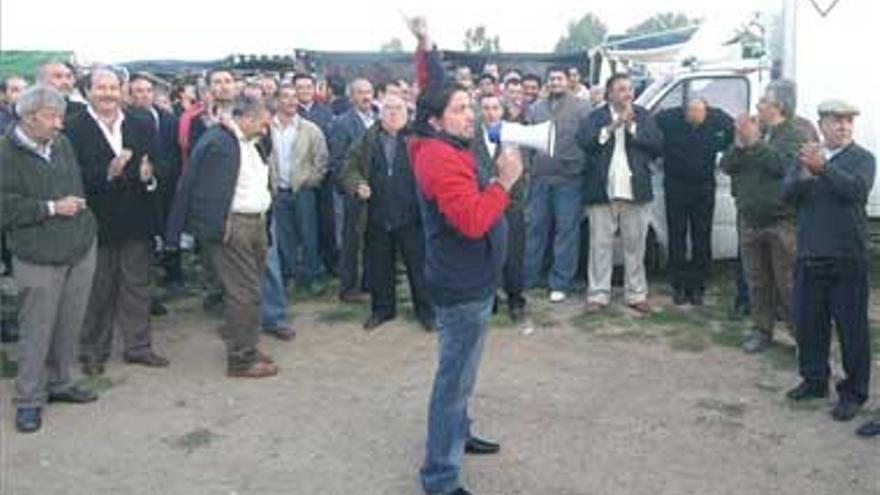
[
  {"x1": 503, "y1": 209, "x2": 526, "y2": 309},
  {"x1": 339, "y1": 195, "x2": 367, "y2": 295},
  {"x1": 795, "y1": 257, "x2": 871, "y2": 404},
  {"x1": 365, "y1": 223, "x2": 432, "y2": 321},
  {"x1": 665, "y1": 183, "x2": 715, "y2": 292},
  {"x1": 317, "y1": 179, "x2": 338, "y2": 276}
]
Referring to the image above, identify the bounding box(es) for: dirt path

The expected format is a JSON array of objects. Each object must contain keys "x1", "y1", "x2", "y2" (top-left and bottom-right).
[{"x1": 1, "y1": 285, "x2": 878, "y2": 495}]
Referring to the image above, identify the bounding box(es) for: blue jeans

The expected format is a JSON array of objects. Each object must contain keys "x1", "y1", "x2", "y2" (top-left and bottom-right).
[
  {"x1": 524, "y1": 178, "x2": 582, "y2": 291},
  {"x1": 420, "y1": 296, "x2": 494, "y2": 495},
  {"x1": 274, "y1": 189, "x2": 321, "y2": 285},
  {"x1": 260, "y1": 221, "x2": 289, "y2": 329}
]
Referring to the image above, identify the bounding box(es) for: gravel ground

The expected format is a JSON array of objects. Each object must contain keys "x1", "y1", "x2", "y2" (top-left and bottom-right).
[{"x1": 1, "y1": 284, "x2": 878, "y2": 495}]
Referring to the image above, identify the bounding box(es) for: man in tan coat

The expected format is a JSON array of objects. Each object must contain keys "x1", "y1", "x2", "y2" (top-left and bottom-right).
[{"x1": 267, "y1": 83, "x2": 328, "y2": 293}]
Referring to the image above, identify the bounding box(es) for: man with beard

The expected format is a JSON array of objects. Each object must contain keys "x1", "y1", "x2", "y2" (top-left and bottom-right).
[
  {"x1": 408, "y1": 17, "x2": 524, "y2": 495},
  {"x1": 524, "y1": 66, "x2": 592, "y2": 303}
]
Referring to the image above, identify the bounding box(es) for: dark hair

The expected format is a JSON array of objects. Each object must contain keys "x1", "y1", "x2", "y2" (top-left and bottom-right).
[
  {"x1": 128, "y1": 72, "x2": 153, "y2": 86},
  {"x1": 207, "y1": 67, "x2": 233, "y2": 84},
  {"x1": 604, "y1": 73, "x2": 631, "y2": 97},
  {"x1": 477, "y1": 73, "x2": 497, "y2": 85},
  {"x1": 327, "y1": 75, "x2": 346, "y2": 96},
  {"x1": 415, "y1": 81, "x2": 468, "y2": 134},
  {"x1": 545, "y1": 65, "x2": 569, "y2": 79},
  {"x1": 0, "y1": 73, "x2": 25, "y2": 93},
  {"x1": 377, "y1": 79, "x2": 401, "y2": 95},
  {"x1": 522, "y1": 73, "x2": 542, "y2": 86},
  {"x1": 292, "y1": 72, "x2": 315, "y2": 85},
  {"x1": 503, "y1": 77, "x2": 522, "y2": 89}
]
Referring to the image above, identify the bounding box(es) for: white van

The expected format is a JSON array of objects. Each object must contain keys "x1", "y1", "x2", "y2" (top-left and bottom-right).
[{"x1": 607, "y1": 0, "x2": 880, "y2": 264}]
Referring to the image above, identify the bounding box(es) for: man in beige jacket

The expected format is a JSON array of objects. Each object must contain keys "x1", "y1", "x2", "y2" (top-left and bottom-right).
[{"x1": 268, "y1": 83, "x2": 328, "y2": 293}]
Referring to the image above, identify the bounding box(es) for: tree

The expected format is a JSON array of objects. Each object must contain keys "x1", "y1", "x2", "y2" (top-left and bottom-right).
[
  {"x1": 624, "y1": 12, "x2": 699, "y2": 37},
  {"x1": 463, "y1": 25, "x2": 500, "y2": 53},
  {"x1": 380, "y1": 37, "x2": 404, "y2": 53},
  {"x1": 554, "y1": 14, "x2": 608, "y2": 54}
]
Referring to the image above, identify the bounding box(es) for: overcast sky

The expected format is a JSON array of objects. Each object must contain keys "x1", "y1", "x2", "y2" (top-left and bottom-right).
[{"x1": 2, "y1": 0, "x2": 777, "y2": 63}]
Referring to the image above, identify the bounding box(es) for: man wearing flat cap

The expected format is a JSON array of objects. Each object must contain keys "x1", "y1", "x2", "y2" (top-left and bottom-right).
[{"x1": 782, "y1": 99, "x2": 876, "y2": 425}]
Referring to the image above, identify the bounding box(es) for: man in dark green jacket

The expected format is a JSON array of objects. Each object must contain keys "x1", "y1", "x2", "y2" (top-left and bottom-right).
[
  {"x1": 0, "y1": 85, "x2": 99, "y2": 433},
  {"x1": 721, "y1": 87, "x2": 804, "y2": 353},
  {"x1": 339, "y1": 94, "x2": 433, "y2": 331}
]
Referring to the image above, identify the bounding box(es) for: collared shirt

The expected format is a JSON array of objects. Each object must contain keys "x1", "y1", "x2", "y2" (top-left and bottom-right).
[
  {"x1": 482, "y1": 126, "x2": 498, "y2": 159},
  {"x1": 86, "y1": 105, "x2": 125, "y2": 156},
  {"x1": 14, "y1": 125, "x2": 53, "y2": 162},
  {"x1": 148, "y1": 106, "x2": 161, "y2": 132},
  {"x1": 823, "y1": 146, "x2": 844, "y2": 162},
  {"x1": 379, "y1": 128, "x2": 398, "y2": 176},
  {"x1": 357, "y1": 109, "x2": 375, "y2": 129},
  {"x1": 272, "y1": 114, "x2": 298, "y2": 189},
  {"x1": 603, "y1": 107, "x2": 637, "y2": 201},
  {"x1": 229, "y1": 121, "x2": 272, "y2": 214}
]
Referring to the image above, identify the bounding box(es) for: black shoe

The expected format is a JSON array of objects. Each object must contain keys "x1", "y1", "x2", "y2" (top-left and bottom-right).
[
  {"x1": 465, "y1": 435, "x2": 500, "y2": 455},
  {"x1": 48, "y1": 385, "x2": 98, "y2": 404},
  {"x1": 417, "y1": 317, "x2": 436, "y2": 333},
  {"x1": 785, "y1": 381, "x2": 829, "y2": 401},
  {"x1": 81, "y1": 361, "x2": 105, "y2": 376},
  {"x1": 509, "y1": 306, "x2": 525, "y2": 323},
  {"x1": 690, "y1": 289, "x2": 705, "y2": 306},
  {"x1": 123, "y1": 352, "x2": 170, "y2": 368},
  {"x1": 15, "y1": 407, "x2": 41, "y2": 433},
  {"x1": 449, "y1": 489, "x2": 473, "y2": 495},
  {"x1": 150, "y1": 299, "x2": 168, "y2": 316},
  {"x1": 831, "y1": 400, "x2": 862, "y2": 422},
  {"x1": 673, "y1": 288, "x2": 688, "y2": 306},
  {"x1": 742, "y1": 329, "x2": 771, "y2": 354},
  {"x1": 363, "y1": 314, "x2": 393, "y2": 331},
  {"x1": 856, "y1": 420, "x2": 880, "y2": 437}
]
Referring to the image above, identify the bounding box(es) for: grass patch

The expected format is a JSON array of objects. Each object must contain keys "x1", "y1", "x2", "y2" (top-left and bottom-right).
[
  {"x1": 0, "y1": 349, "x2": 17, "y2": 378},
  {"x1": 316, "y1": 305, "x2": 367, "y2": 324},
  {"x1": 164, "y1": 427, "x2": 220, "y2": 455},
  {"x1": 76, "y1": 375, "x2": 120, "y2": 393},
  {"x1": 529, "y1": 306, "x2": 560, "y2": 329}
]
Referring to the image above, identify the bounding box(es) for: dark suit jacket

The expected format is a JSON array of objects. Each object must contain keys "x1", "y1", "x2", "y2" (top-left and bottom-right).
[
  {"x1": 579, "y1": 104, "x2": 663, "y2": 205},
  {"x1": 64, "y1": 107, "x2": 164, "y2": 243},
  {"x1": 165, "y1": 126, "x2": 247, "y2": 245},
  {"x1": 328, "y1": 108, "x2": 370, "y2": 186},
  {"x1": 298, "y1": 102, "x2": 334, "y2": 137}
]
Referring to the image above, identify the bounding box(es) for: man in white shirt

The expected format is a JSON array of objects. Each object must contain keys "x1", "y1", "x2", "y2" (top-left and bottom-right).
[
  {"x1": 581, "y1": 73, "x2": 663, "y2": 314},
  {"x1": 166, "y1": 95, "x2": 278, "y2": 378}
]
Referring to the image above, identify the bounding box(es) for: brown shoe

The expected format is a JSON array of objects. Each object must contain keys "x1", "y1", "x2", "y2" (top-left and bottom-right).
[
  {"x1": 227, "y1": 361, "x2": 279, "y2": 378},
  {"x1": 264, "y1": 325, "x2": 296, "y2": 341},
  {"x1": 257, "y1": 350, "x2": 274, "y2": 364},
  {"x1": 586, "y1": 302, "x2": 607, "y2": 314},
  {"x1": 627, "y1": 301, "x2": 652, "y2": 314}
]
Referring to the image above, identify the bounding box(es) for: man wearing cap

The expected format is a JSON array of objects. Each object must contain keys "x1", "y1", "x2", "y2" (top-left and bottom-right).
[{"x1": 782, "y1": 99, "x2": 876, "y2": 424}]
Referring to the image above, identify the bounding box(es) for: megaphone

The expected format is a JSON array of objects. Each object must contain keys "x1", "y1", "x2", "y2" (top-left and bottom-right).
[{"x1": 487, "y1": 121, "x2": 556, "y2": 157}]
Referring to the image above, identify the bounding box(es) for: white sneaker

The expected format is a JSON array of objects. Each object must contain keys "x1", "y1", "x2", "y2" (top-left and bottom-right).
[{"x1": 549, "y1": 291, "x2": 567, "y2": 303}]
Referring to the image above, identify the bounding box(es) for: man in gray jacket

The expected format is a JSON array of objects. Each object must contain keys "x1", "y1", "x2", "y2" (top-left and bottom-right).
[{"x1": 524, "y1": 66, "x2": 592, "y2": 302}]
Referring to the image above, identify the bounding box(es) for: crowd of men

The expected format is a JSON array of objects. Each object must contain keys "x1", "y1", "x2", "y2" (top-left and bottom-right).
[{"x1": 0, "y1": 23, "x2": 877, "y2": 491}]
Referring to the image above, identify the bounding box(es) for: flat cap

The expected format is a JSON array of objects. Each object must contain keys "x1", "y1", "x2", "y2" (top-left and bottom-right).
[{"x1": 817, "y1": 99, "x2": 860, "y2": 116}]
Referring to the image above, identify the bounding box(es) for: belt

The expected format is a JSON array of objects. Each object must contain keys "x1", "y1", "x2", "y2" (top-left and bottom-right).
[
  {"x1": 231, "y1": 211, "x2": 265, "y2": 219},
  {"x1": 277, "y1": 187, "x2": 293, "y2": 193}
]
